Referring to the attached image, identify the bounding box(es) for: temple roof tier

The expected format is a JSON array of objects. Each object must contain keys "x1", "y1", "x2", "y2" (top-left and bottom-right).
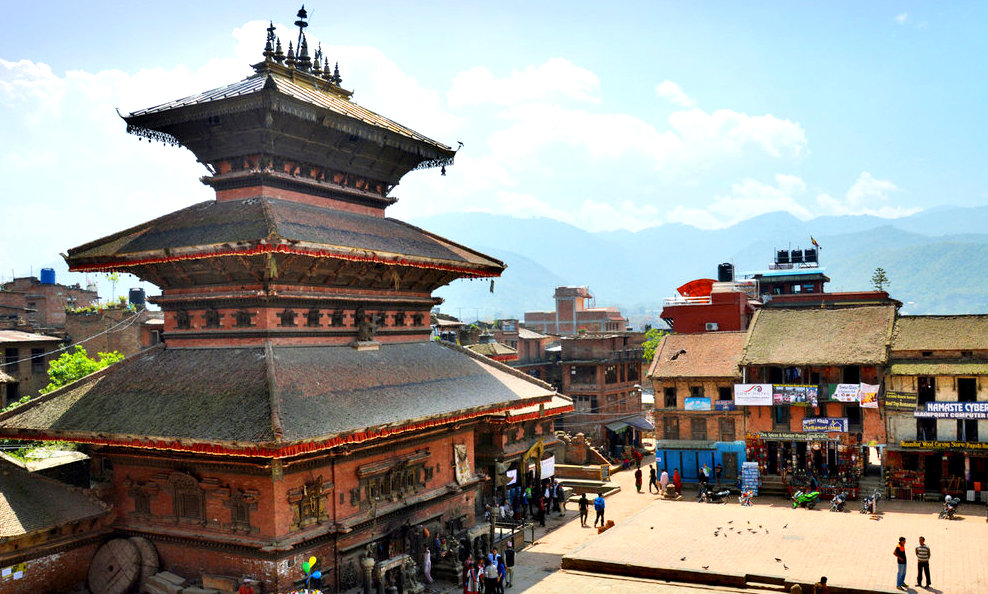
[
  {"x1": 0, "y1": 341, "x2": 558, "y2": 459},
  {"x1": 65, "y1": 197, "x2": 504, "y2": 283}
]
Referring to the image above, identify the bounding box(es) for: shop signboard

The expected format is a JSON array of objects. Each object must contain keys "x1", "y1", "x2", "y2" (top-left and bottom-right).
[
  {"x1": 884, "y1": 390, "x2": 918, "y2": 411},
  {"x1": 900, "y1": 440, "x2": 988, "y2": 450},
  {"x1": 714, "y1": 400, "x2": 736, "y2": 411},
  {"x1": 685, "y1": 397, "x2": 712, "y2": 411},
  {"x1": 831, "y1": 383, "x2": 861, "y2": 402},
  {"x1": 913, "y1": 401, "x2": 988, "y2": 420},
  {"x1": 734, "y1": 384, "x2": 773, "y2": 406},
  {"x1": 802, "y1": 417, "x2": 849, "y2": 432},
  {"x1": 759, "y1": 431, "x2": 831, "y2": 442},
  {"x1": 772, "y1": 384, "x2": 819, "y2": 407},
  {"x1": 859, "y1": 383, "x2": 879, "y2": 408}
]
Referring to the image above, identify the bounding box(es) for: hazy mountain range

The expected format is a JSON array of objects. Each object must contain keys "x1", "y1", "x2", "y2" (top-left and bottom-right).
[{"x1": 409, "y1": 205, "x2": 988, "y2": 327}]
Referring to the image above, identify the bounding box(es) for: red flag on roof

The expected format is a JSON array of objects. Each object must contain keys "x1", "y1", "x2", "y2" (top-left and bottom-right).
[{"x1": 677, "y1": 278, "x2": 716, "y2": 297}]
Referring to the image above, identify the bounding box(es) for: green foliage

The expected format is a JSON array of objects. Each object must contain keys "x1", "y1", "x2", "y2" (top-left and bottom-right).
[
  {"x1": 65, "y1": 296, "x2": 132, "y2": 314},
  {"x1": 40, "y1": 346, "x2": 123, "y2": 394},
  {"x1": 871, "y1": 267, "x2": 890, "y2": 292},
  {"x1": 642, "y1": 327, "x2": 669, "y2": 361}
]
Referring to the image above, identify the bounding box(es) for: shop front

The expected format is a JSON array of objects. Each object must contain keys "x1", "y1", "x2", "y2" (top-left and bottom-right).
[
  {"x1": 886, "y1": 441, "x2": 988, "y2": 501},
  {"x1": 745, "y1": 430, "x2": 862, "y2": 497}
]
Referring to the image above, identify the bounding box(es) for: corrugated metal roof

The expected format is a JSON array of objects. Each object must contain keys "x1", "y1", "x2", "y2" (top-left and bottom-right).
[{"x1": 0, "y1": 330, "x2": 61, "y2": 343}]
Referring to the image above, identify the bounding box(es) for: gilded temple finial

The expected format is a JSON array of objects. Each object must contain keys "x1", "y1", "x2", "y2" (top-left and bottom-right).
[
  {"x1": 286, "y1": 41, "x2": 296, "y2": 68},
  {"x1": 263, "y1": 22, "x2": 276, "y2": 60}
]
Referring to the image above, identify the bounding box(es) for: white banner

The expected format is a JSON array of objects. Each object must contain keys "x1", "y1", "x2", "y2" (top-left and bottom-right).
[
  {"x1": 859, "y1": 383, "x2": 879, "y2": 409},
  {"x1": 506, "y1": 469, "x2": 518, "y2": 486},
  {"x1": 541, "y1": 455, "x2": 555, "y2": 479},
  {"x1": 734, "y1": 384, "x2": 773, "y2": 406},
  {"x1": 832, "y1": 383, "x2": 861, "y2": 402}
]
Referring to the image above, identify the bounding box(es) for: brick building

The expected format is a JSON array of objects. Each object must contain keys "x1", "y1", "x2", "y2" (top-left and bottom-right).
[
  {"x1": 0, "y1": 458, "x2": 112, "y2": 593},
  {"x1": 0, "y1": 330, "x2": 62, "y2": 406},
  {"x1": 647, "y1": 332, "x2": 747, "y2": 482},
  {"x1": 738, "y1": 305, "x2": 895, "y2": 496},
  {"x1": 0, "y1": 13, "x2": 567, "y2": 594},
  {"x1": 524, "y1": 287, "x2": 627, "y2": 336},
  {"x1": 0, "y1": 275, "x2": 98, "y2": 332},
  {"x1": 884, "y1": 315, "x2": 988, "y2": 500},
  {"x1": 64, "y1": 307, "x2": 163, "y2": 359},
  {"x1": 557, "y1": 333, "x2": 648, "y2": 455}
]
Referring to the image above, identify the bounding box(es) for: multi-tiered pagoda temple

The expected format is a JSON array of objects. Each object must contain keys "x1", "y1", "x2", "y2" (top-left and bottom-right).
[{"x1": 0, "y1": 10, "x2": 570, "y2": 593}]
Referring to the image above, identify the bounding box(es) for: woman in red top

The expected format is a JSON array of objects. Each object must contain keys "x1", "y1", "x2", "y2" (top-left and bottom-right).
[{"x1": 672, "y1": 469, "x2": 682, "y2": 494}]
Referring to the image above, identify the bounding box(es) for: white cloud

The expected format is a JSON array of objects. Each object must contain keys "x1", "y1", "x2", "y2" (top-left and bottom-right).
[
  {"x1": 895, "y1": 13, "x2": 908, "y2": 25},
  {"x1": 665, "y1": 174, "x2": 814, "y2": 229},
  {"x1": 815, "y1": 171, "x2": 919, "y2": 218},
  {"x1": 655, "y1": 80, "x2": 694, "y2": 107},
  {"x1": 447, "y1": 58, "x2": 600, "y2": 108}
]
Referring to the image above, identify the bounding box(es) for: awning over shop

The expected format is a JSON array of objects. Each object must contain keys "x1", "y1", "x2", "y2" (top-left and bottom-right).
[
  {"x1": 605, "y1": 415, "x2": 655, "y2": 433},
  {"x1": 890, "y1": 362, "x2": 988, "y2": 376}
]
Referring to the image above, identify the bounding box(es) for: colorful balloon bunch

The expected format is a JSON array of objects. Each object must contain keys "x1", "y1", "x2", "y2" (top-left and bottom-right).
[{"x1": 301, "y1": 555, "x2": 321, "y2": 592}]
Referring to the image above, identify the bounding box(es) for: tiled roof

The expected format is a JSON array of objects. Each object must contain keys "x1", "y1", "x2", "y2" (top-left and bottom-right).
[
  {"x1": 0, "y1": 330, "x2": 61, "y2": 343},
  {"x1": 647, "y1": 332, "x2": 746, "y2": 379},
  {"x1": 465, "y1": 342, "x2": 518, "y2": 358},
  {"x1": 517, "y1": 328, "x2": 548, "y2": 340},
  {"x1": 0, "y1": 458, "x2": 109, "y2": 537},
  {"x1": 127, "y1": 70, "x2": 452, "y2": 154},
  {"x1": 741, "y1": 305, "x2": 896, "y2": 366},
  {"x1": 0, "y1": 341, "x2": 556, "y2": 452},
  {"x1": 66, "y1": 197, "x2": 504, "y2": 276},
  {"x1": 892, "y1": 315, "x2": 988, "y2": 352}
]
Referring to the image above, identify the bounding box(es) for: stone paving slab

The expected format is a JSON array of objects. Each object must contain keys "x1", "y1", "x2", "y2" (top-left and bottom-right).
[{"x1": 562, "y1": 491, "x2": 988, "y2": 593}]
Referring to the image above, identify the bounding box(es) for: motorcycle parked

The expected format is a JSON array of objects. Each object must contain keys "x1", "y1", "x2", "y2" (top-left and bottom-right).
[
  {"x1": 739, "y1": 489, "x2": 754, "y2": 507},
  {"x1": 792, "y1": 490, "x2": 820, "y2": 509},
  {"x1": 697, "y1": 484, "x2": 731, "y2": 503},
  {"x1": 938, "y1": 495, "x2": 960, "y2": 520},
  {"x1": 861, "y1": 489, "x2": 883, "y2": 514},
  {"x1": 830, "y1": 492, "x2": 848, "y2": 512}
]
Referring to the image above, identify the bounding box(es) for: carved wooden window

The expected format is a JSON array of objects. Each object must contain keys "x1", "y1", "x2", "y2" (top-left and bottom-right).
[
  {"x1": 135, "y1": 491, "x2": 150, "y2": 515},
  {"x1": 331, "y1": 310, "x2": 345, "y2": 327},
  {"x1": 412, "y1": 314, "x2": 423, "y2": 327},
  {"x1": 278, "y1": 309, "x2": 298, "y2": 327},
  {"x1": 231, "y1": 498, "x2": 250, "y2": 527},
  {"x1": 169, "y1": 473, "x2": 205, "y2": 525},
  {"x1": 394, "y1": 311, "x2": 406, "y2": 327},
  {"x1": 176, "y1": 310, "x2": 191, "y2": 329},
  {"x1": 235, "y1": 310, "x2": 254, "y2": 327},
  {"x1": 306, "y1": 309, "x2": 321, "y2": 327},
  {"x1": 204, "y1": 308, "x2": 221, "y2": 328}
]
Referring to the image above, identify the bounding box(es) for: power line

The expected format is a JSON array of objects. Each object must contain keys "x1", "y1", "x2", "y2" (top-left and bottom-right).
[{"x1": 3, "y1": 307, "x2": 147, "y2": 366}]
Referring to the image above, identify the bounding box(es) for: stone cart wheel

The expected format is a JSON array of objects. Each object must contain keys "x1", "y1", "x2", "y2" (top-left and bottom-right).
[
  {"x1": 88, "y1": 538, "x2": 141, "y2": 594},
  {"x1": 129, "y1": 536, "x2": 160, "y2": 589}
]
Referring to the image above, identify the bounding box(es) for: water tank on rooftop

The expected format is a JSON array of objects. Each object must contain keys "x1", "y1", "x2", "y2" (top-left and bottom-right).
[
  {"x1": 776, "y1": 250, "x2": 790, "y2": 264},
  {"x1": 804, "y1": 248, "x2": 818, "y2": 263},
  {"x1": 40, "y1": 268, "x2": 55, "y2": 284},
  {"x1": 717, "y1": 263, "x2": 734, "y2": 283},
  {"x1": 790, "y1": 249, "x2": 804, "y2": 263},
  {"x1": 129, "y1": 288, "x2": 146, "y2": 307}
]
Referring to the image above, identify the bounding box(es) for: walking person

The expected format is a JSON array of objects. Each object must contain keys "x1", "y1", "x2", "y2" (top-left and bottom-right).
[
  {"x1": 894, "y1": 536, "x2": 907, "y2": 590},
  {"x1": 423, "y1": 548, "x2": 433, "y2": 584},
  {"x1": 700, "y1": 463, "x2": 710, "y2": 486},
  {"x1": 483, "y1": 558, "x2": 499, "y2": 594},
  {"x1": 504, "y1": 541, "x2": 515, "y2": 588},
  {"x1": 537, "y1": 495, "x2": 546, "y2": 527},
  {"x1": 496, "y1": 554, "x2": 506, "y2": 594},
  {"x1": 593, "y1": 492, "x2": 606, "y2": 527},
  {"x1": 648, "y1": 465, "x2": 658, "y2": 493},
  {"x1": 464, "y1": 559, "x2": 480, "y2": 594},
  {"x1": 634, "y1": 466, "x2": 643, "y2": 493},
  {"x1": 915, "y1": 536, "x2": 931, "y2": 588},
  {"x1": 578, "y1": 493, "x2": 589, "y2": 527}
]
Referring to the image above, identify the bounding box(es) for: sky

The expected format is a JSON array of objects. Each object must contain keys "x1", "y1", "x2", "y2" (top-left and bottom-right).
[{"x1": 2, "y1": 1, "x2": 987, "y2": 293}]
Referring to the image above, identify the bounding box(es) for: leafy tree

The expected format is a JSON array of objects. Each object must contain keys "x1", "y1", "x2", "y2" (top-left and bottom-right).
[
  {"x1": 871, "y1": 267, "x2": 890, "y2": 292},
  {"x1": 40, "y1": 346, "x2": 123, "y2": 394},
  {"x1": 641, "y1": 327, "x2": 669, "y2": 362}
]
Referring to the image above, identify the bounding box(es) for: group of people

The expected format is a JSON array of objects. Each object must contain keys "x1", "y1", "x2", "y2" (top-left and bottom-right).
[
  {"x1": 490, "y1": 478, "x2": 566, "y2": 529},
  {"x1": 463, "y1": 543, "x2": 515, "y2": 594},
  {"x1": 894, "y1": 536, "x2": 932, "y2": 590}
]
